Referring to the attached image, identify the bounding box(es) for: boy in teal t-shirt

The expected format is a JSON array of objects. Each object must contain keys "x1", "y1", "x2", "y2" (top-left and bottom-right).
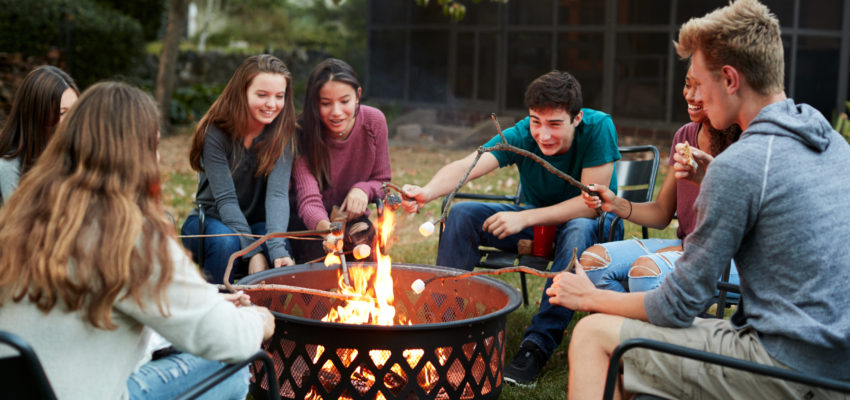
[{"x1": 401, "y1": 71, "x2": 621, "y2": 386}]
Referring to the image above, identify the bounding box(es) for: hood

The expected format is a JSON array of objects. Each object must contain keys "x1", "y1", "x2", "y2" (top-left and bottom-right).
[{"x1": 746, "y1": 99, "x2": 834, "y2": 152}]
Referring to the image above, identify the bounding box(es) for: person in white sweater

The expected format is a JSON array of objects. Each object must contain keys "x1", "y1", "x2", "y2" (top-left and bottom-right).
[{"x1": 0, "y1": 81, "x2": 275, "y2": 400}]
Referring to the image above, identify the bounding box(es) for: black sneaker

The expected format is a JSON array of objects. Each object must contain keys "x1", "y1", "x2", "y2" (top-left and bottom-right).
[{"x1": 503, "y1": 341, "x2": 547, "y2": 387}]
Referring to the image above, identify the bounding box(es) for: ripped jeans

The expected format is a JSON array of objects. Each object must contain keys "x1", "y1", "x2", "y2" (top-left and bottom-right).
[
  {"x1": 127, "y1": 352, "x2": 250, "y2": 400},
  {"x1": 581, "y1": 238, "x2": 739, "y2": 293}
]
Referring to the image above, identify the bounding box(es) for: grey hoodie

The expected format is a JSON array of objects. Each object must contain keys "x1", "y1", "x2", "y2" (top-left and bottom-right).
[{"x1": 645, "y1": 99, "x2": 850, "y2": 380}]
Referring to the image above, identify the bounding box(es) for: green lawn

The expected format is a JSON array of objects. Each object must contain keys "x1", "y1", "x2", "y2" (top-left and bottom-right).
[{"x1": 159, "y1": 130, "x2": 677, "y2": 398}]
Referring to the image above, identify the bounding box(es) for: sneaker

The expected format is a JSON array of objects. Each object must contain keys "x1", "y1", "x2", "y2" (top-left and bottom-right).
[{"x1": 503, "y1": 341, "x2": 547, "y2": 387}]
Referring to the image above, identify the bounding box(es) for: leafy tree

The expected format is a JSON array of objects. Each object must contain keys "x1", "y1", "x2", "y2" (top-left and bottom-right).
[{"x1": 413, "y1": 0, "x2": 509, "y2": 21}]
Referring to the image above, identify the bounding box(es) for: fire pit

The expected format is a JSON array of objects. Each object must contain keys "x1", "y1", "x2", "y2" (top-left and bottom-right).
[{"x1": 240, "y1": 262, "x2": 521, "y2": 400}]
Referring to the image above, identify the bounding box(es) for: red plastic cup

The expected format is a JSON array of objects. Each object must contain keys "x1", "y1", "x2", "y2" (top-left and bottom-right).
[{"x1": 532, "y1": 225, "x2": 556, "y2": 258}]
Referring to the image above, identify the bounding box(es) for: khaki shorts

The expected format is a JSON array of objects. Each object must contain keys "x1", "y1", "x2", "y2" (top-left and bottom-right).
[{"x1": 619, "y1": 318, "x2": 849, "y2": 399}]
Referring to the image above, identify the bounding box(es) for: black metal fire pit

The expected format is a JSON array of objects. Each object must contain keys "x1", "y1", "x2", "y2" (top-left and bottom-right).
[{"x1": 240, "y1": 262, "x2": 521, "y2": 400}]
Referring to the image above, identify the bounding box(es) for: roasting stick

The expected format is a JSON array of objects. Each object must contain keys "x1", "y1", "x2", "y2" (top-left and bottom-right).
[
  {"x1": 438, "y1": 114, "x2": 601, "y2": 225},
  {"x1": 411, "y1": 249, "x2": 577, "y2": 294},
  {"x1": 216, "y1": 283, "x2": 370, "y2": 302},
  {"x1": 221, "y1": 225, "x2": 343, "y2": 293}
]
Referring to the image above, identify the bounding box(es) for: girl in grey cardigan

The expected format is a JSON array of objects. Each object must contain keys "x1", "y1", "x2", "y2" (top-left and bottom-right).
[{"x1": 181, "y1": 55, "x2": 297, "y2": 283}]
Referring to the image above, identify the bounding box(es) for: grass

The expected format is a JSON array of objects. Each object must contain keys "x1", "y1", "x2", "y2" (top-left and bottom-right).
[{"x1": 159, "y1": 129, "x2": 677, "y2": 398}]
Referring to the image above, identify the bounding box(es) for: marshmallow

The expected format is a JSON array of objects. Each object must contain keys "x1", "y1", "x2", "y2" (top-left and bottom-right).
[
  {"x1": 418, "y1": 221, "x2": 435, "y2": 237},
  {"x1": 353, "y1": 244, "x2": 371, "y2": 260},
  {"x1": 411, "y1": 279, "x2": 426, "y2": 294}
]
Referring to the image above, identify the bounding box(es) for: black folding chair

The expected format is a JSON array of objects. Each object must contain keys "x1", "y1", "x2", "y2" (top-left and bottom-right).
[
  {"x1": 439, "y1": 145, "x2": 660, "y2": 306},
  {"x1": 0, "y1": 330, "x2": 57, "y2": 400},
  {"x1": 603, "y1": 338, "x2": 850, "y2": 400}
]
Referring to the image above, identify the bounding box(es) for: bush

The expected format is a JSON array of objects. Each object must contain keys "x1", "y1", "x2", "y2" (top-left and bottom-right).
[
  {"x1": 833, "y1": 101, "x2": 850, "y2": 143},
  {"x1": 170, "y1": 83, "x2": 225, "y2": 125},
  {"x1": 0, "y1": 0, "x2": 144, "y2": 88}
]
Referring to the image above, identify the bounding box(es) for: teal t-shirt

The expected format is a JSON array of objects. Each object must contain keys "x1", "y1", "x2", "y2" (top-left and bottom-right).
[{"x1": 484, "y1": 108, "x2": 620, "y2": 207}]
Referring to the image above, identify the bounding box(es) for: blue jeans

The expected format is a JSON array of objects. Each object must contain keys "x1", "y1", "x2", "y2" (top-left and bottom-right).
[
  {"x1": 127, "y1": 352, "x2": 249, "y2": 400},
  {"x1": 436, "y1": 202, "x2": 622, "y2": 358},
  {"x1": 583, "y1": 238, "x2": 740, "y2": 293},
  {"x1": 181, "y1": 215, "x2": 271, "y2": 284}
]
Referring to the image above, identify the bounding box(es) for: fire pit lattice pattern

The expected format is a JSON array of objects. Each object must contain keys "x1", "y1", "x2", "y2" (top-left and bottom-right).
[{"x1": 242, "y1": 263, "x2": 521, "y2": 400}]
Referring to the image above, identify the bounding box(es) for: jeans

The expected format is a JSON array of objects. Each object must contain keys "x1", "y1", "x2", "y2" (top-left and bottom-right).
[
  {"x1": 436, "y1": 202, "x2": 622, "y2": 359},
  {"x1": 127, "y1": 352, "x2": 249, "y2": 400},
  {"x1": 181, "y1": 215, "x2": 271, "y2": 284},
  {"x1": 583, "y1": 238, "x2": 740, "y2": 293}
]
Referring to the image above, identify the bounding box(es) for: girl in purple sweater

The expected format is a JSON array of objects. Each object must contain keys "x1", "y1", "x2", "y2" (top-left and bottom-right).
[{"x1": 290, "y1": 58, "x2": 391, "y2": 263}]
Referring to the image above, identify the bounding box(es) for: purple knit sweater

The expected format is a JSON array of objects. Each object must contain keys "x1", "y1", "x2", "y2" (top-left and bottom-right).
[{"x1": 292, "y1": 105, "x2": 392, "y2": 230}]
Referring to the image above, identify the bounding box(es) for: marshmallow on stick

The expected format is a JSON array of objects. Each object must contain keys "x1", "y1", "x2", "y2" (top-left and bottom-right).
[{"x1": 418, "y1": 220, "x2": 435, "y2": 237}]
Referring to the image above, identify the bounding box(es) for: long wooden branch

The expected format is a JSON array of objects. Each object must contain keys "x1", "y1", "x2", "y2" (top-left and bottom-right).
[
  {"x1": 439, "y1": 114, "x2": 600, "y2": 224},
  {"x1": 218, "y1": 284, "x2": 370, "y2": 302}
]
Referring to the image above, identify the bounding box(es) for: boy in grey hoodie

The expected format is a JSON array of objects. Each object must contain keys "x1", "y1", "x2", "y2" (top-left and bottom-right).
[{"x1": 546, "y1": 1, "x2": 850, "y2": 399}]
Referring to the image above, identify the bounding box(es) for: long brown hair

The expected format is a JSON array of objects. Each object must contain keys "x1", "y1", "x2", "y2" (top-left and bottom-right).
[
  {"x1": 189, "y1": 54, "x2": 295, "y2": 176},
  {"x1": 298, "y1": 58, "x2": 362, "y2": 190},
  {"x1": 0, "y1": 65, "x2": 79, "y2": 174},
  {"x1": 0, "y1": 82, "x2": 175, "y2": 330}
]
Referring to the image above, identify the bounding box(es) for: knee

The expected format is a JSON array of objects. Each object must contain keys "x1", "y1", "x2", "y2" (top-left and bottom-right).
[
  {"x1": 629, "y1": 256, "x2": 661, "y2": 278},
  {"x1": 207, "y1": 236, "x2": 241, "y2": 255},
  {"x1": 580, "y1": 245, "x2": 610, "y2": 271},
  {"x1": 570, "y1": 314, "x2": 620, "y2": 354}
]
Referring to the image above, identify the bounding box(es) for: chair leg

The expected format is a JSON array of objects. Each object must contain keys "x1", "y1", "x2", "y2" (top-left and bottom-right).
[{"x1": 520, "y1": 272, "x2": 529, "y2": 306}]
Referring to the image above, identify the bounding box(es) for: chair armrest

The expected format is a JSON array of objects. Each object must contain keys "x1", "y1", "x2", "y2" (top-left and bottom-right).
[
  {"x1": 603, "y1": 338, "x2": 850, "y2": 400},
  {"x1": 174, "y1": 350, "x2": 280, "y2": 400}
]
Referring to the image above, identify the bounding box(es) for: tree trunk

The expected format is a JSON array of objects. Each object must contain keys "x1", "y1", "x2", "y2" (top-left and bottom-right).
[{"x1": 155, "y1": 0, "x2": 189, "y2": 135}]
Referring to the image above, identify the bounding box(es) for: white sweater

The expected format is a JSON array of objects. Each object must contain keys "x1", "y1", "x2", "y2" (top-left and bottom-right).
[{"x1": 0, "y1": 239, "x2": 266, "y2": 399}]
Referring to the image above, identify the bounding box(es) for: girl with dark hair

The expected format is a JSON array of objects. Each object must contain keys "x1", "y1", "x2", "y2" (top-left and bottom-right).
[
  {"x1": 290, "y1": 58, "x2": 391, "y2": 262},
  {"x1": 181, "y1": 54, "x2": 297, "y2": 283},
  {"x1": 0, "y1": 65, "x2": 78, "y2": 204},
  {"x1": 0, "y1": 82, "x2": 274, "y2": 399},
  {"x1": 580, "y1": 64, "x2": 743, "y2": 293}
]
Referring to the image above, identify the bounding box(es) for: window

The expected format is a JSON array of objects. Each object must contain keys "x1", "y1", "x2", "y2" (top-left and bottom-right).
[
  {"x1": 558, "y1": 0, "x2": 605, "y2": 26},
  {"x1": 618, "y1": 0, "x2": 671, "y2": 25},
  {"x1": 410, "y1": 31, "x2": 449, "y2": 102},
  {"x1": 614, "y1": 32, "x2": 669, "y2": 119},
  {"x1": 509, "y1": 0, "x2": 554, "y2": 26},
  {"x1": 506, "y1": 32, "x2": 553, "y2": 110},
  {"x1": 557, "y1": 32, "x2": 604, "y2": 110},
  {"x1": 795, "y1": 36, "x2": 841, "y2": 116},
  {"x1": 369, "y1": 30, "x2": 406, "y2": 99}
]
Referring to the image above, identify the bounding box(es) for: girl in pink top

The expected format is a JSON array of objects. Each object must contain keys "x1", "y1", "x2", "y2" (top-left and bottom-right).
[
  {"x1": 579, "y1": 64, "x2": 742, "y2": 292},
  {"x1": 290, "y1": 58, "x2": 391, "y2": 263}
]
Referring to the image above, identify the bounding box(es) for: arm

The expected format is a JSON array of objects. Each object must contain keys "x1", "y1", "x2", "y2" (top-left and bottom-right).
[
  {"x1": 264, "y1": 145, "x2": 294, "y2": 267},
  {"x1": 482, "y1": 161, "x2": 614, "y2": 239},
  {"x1": 115, "y1": 240, "x2": 269, "y2": 363},
  {"x1": 401, "y1": 151, "x2": 500, "y2": 211},
  {"x1": 583, "y1": 170, "x2": 678, "y2": 229},
  {"x1": 547, "y1": 261, "x2": 649, "y2": 321},
  {"x1": 292, "y1": 156, "x2": 329, "y2": 231},
  {"x1": 343, "y1": 111, "x2": 392, "y2": 216},
  {"x1": 201, "y1": 129, "x2": 256, "y2": 254}
]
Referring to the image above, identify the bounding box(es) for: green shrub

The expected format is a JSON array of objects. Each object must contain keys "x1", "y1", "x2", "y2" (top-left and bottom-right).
[
  {"x1": 170, "y1": 83, "x2": 225, "y2": 125},
  {"x1": 0, "y1": 0, "x2": 144, "y2": 88}
]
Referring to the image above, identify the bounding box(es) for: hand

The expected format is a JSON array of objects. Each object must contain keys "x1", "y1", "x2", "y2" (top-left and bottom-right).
[
  {"x1": 546, "y1": 260, "x2": 597, "y2": 312},
  {"x1": 401, "y1": 184, "x2": 428, "y2": 214},
  {"x1": 482, "y1": 211, "x2": 525, "y2": 240},
  {"x1": 254, "y1": 306, "x2": 276, "y2": 340},
  {"x1": 273, "y1": 256, "x2": 294, "y2": 268},
  {"x1": 672, "y1": 142, "x2": 714, "y2": 185},
  {"x1": 248, "y1": 253, "x2": 269, "y2": 275},
  {"x1": 221, "y1": 291, "x2": 251, "y2": 307},
  {"x1": 582, "y1": 184, "x2": 617, "y2": 212},
  {"x1": 340, "y1": 187, "x2": 369, "y2": 219}
]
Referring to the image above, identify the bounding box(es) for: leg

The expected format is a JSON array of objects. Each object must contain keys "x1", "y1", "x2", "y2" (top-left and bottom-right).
[
  {"x1": 568, "y1": 314, "x2": 627, "y2": 400},
  {"x1": 627, "y1": 250, "x2": 679, "y2": 292},
  {"x1": 288, "y1": 212, "x2": 325, "y2": 264},
  {"x1": 436, "y1": 202, "x2": 531, "y2": 271},
  {"x1": 188, "y1": 217, "x2": 242, "y2": 284},
  {"x1": 127, "y1": 352, "x2": 250, "y2": 400},
  {"x1": 505, "y1": 215, "x2": 608, "y2": 385},
  {"x1": 580, "y1": 238, "x2": 679, "y2": 292}
]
